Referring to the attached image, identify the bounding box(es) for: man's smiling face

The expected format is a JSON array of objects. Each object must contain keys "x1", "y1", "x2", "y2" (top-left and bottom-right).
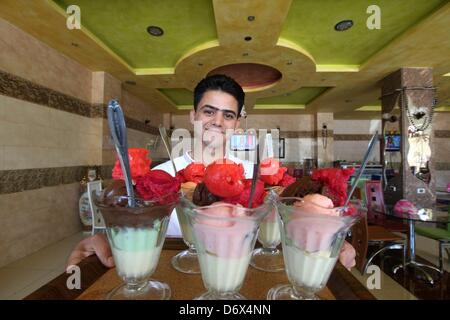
[{"x1": 190, "y1": 89, "x2": 241, "y2": 150}]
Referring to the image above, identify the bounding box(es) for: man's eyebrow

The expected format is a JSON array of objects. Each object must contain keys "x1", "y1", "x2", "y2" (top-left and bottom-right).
[{"x1": 200, "y1": 104, "x2": 237, "y2": 117}]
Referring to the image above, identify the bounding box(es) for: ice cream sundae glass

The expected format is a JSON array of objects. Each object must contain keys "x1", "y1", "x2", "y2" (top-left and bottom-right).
[
  {"x1": 171, "y1": 163, "x2": 206, "y2": 274},
  {"x1": 267, "y1": 168, "x2": 363, "y2": 300},
  {"x1": 181, "y1": 159, "x2": 272, "y2": 299},
  {"x1": 96, "y1": 149, "x2": 181, "y2": 300},
  {"x1": 250, "y1": 158, "x2": 296, "y2": 272}
]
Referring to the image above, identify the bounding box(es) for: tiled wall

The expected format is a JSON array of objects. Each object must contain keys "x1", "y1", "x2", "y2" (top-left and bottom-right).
[
  {"x1": 0, "y1": 18, "x2": 167, "y2": 267},
  {"x1": 0, "y1": 19, "x2": 91, "y2": 103},
  {"x1": 433, "y1": 114, "x2": 450, "y2": 188},
  {"x1": 0, "y1": 183, "x2": 81, "y2": 268},
  {"x1": 334, "y1": 120, "x2": 383, "y2": 162},
  {"x1": 0, "y1": 95, "x2": 102, "y2": 170}
]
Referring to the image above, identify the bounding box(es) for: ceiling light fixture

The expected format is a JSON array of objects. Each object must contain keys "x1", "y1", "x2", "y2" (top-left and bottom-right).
[
  {"x1": 147, "y1": 25, "x2": 164, "y2": 36},
  {"x1": 334, "y1": 20, "x2": 353, "y2": 31},
  {"x1": 247, "y1": 16, "x2": 255, "y2": 21}
]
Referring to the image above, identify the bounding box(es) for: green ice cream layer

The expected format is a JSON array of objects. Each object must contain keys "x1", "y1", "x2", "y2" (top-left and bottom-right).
[{"x1": 109, "y1": 221, "x2": 161, "y2": 251}]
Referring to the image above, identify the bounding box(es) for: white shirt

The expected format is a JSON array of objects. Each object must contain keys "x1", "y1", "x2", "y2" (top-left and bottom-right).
[{"x1": 153, "y1": 151, "x2": 254, "y2": 236}]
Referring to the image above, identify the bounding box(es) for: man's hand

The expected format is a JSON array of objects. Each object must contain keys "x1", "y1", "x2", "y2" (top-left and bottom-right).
[
  {"x1": 339, "y1": 241, "x2": 356, "y2": 270},
  {"x1": 66, "y1": 234, "x2": 115, "y2": 269}
]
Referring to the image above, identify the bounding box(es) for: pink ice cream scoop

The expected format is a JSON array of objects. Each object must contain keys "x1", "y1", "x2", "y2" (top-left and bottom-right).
[
  {"x1": 394, "y1": 199, "x2": 418, "y2": 216},
  {"x1": 286, "y1": 196, "x2": 344, "y2": 252},
  {"x1": 194, "y1": 202, "x2": 256, "y2": 258}
]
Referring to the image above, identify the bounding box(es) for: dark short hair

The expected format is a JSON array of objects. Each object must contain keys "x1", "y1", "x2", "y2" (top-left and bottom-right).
[{"x1": 193, "y1": 74, "x2": 245, "y2": 117}]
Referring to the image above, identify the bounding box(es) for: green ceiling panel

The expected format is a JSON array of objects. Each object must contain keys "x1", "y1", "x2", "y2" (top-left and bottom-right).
[
  {"x1": 281, "y1": 0, "x2": 445, "y2": 65},
  {"x1": 256, "y1": 87, "x2": 328, "y2": 105},
  {"x1": 54, "y1": 0, "x2": 217, "y2": 68},
  {"x1": 159, "y1": 88, "x2": 193, "y2": 105}
]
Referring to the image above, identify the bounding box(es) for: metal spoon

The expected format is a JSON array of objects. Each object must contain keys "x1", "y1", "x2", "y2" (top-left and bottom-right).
[
  {"x1": 248, "y1": 137, "x2": 265, "y2": 208},
  {"x1": 344, "y1": 131, "x2": 379, "y2": 208},
  {"x1": 107, "y1": 99, "x2": 135, "y2": 207},
  {"x1": 158, "y1": 125, "x2": 177, "y2": 175}
]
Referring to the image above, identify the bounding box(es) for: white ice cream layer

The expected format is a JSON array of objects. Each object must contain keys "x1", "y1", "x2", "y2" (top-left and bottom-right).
[
  {"x1": 284, "y1": 245, "x2": 338, "y2": 289},
  {"x1": 198, "y1": 251, "x2": 251, "y2": 292},
  {"x1": 258, "y1": 220, "x2": 281, "y2": 247}
]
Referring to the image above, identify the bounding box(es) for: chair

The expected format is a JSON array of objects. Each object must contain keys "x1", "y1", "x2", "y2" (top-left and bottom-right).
[
  {"x1": 351, "y1": 214, "x2": 406, "y2": 274},
  {"x1": 415, "y1": 209, "x2": 450, "y2": 273},
  {"x1": 365, "y1": 180, "x2": 408, "y2": 233},
  {"x1": 87, "y1": 181, "x2": 106, "y2": 235}
]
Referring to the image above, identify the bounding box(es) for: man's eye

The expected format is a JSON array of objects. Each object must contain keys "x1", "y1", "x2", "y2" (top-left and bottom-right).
[
  {"x1": 203, "y1": 109, "x2": 214, "y2": 116},
  {"x1": 224, "y1": 113, "x2": 236, "y2": 120}
]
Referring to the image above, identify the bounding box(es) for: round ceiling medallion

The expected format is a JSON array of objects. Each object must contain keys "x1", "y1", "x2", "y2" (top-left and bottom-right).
[{"x1": 207, "y1": 63, "x2": 282, "y2": 90}]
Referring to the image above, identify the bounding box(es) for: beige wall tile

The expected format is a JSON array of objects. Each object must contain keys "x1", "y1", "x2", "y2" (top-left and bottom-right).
[
  {"x1": 434, "y1": 138, "x2": 450, "y2": 162},
  {"x1": 1, "y1": 95, "x2": 50, "y2": 127},
  {"x1": 0, "y1": 121, "x2": 30, "y2": 147},
  {"x1": 335, "y1": 141, "x2": 381, "y2": 162},
  {"x1": 0, "y1": 183, "x2": 82, "y2": 268},
  {"x1": 0, "y1": 19, "x2": 92, "y2": 102},
  {"x1": 432, "y1": 113, "x2": 450, "y2": 129},
  {"x1": 334, "y1": 119, "x2": 381, "y2": 134}
]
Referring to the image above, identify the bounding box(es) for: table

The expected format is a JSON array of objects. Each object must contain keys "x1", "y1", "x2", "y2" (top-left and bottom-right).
[
  {"x1": 25, "y1": 238, "x2": 375, "y2": 300},
  {"x1": 377, "y1": 205, "x2": 449, "y2": 284}
]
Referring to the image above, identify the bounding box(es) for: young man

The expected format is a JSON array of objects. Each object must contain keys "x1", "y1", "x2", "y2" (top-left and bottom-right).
[
  {"x1": 66, "y1": 74, "x2": 356, "y2": 270},
  {"x1": 67, "y1": 74, "x2": 251, "y2": 268}
]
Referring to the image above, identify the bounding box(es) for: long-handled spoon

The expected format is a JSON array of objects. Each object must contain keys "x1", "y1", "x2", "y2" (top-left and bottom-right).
[{"x1": 107, "y1": 99, "x2": 135, "y2": 207}]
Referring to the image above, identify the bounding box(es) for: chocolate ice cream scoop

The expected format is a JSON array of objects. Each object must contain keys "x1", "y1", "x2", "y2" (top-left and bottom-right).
[
  {"x1": 193, "y1": 182, "x2": 220, "y2": 206},
  {"x1": 100, "y1": 180, "x2": 129, "y2": 207},
  {"x1": 280, "y1": 176, "x2": 322, "y2": 198}
]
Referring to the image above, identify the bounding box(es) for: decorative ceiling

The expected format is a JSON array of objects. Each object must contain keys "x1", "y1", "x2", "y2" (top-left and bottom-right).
[{"x1": 1, "y1": 0, "x2": 449, "y2": 118}]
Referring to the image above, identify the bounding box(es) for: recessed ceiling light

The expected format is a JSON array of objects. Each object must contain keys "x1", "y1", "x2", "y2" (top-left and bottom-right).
[
  {"x1": 286, "y1": 61, "x2": 292, "y2": 65},
  {"x1": 147, "y1": 25, "x2": 164, "y2": 36},
  {"x1": 125, "y1": 80, "x2": 136, "y2": 85},
  {"x1": 334, "y1": 20, "x2": 353, "y2": 31},
  {"x1": 247, "y1": 16, "x2": 255, "y2": 21},
  {"x1": 244, "y1": 36, "x2": 252, "y2": 41}
]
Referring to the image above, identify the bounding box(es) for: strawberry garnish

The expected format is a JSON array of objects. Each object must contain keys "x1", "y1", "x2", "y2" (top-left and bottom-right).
[
  {"x1": 183, "y1": 163, "x2": 206, "y2": 184},
  {"x1": 224, "y1": 179, "x2": 266, "y2": 208},
  {"x1": 112, "y1": 148, "x2": 151, "y2": 181},
  {"x1": 204, "y1": 159, "x2": 245, "y2": 198}
]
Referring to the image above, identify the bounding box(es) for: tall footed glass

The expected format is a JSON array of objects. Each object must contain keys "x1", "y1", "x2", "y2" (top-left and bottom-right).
[
  {"x1": 181, "y1": 197, "x2": 272, "y2": 300},
  {"x1": 250, "y1": 206, "x2": 284, "y2": 272},
  {"x1": 95, "y1": 193, "x2": 179, "y2": 300},
  {"x1": 171, "y1": 204, "x2": 201, "y2": 274},
  {"x1": 268, "y1": 198, "x2": 364, "y2": 300}
]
